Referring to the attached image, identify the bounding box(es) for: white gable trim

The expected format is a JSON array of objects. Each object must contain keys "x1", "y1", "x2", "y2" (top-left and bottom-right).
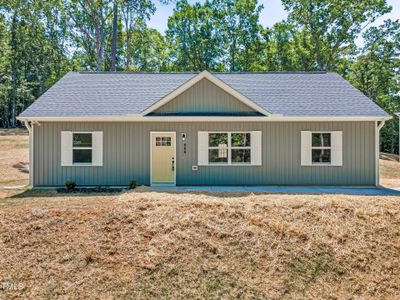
[{"x1": 140, "y1": 71, "x2": 271, "y2": 116}]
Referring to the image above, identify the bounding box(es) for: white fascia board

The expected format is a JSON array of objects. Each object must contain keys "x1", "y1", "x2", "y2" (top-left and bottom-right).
[
  {"x1": 140, "y1": 70, "x2": 272, "y2": 116},
  {"x1": 17, "y1": 115, "x2": 392, "y2": 122}
]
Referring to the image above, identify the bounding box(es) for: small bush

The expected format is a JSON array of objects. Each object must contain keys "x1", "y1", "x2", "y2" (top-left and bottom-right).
[
  {"x1": 128, "y1": 180, "x2": 137, "y2": 190},
  {"x1": 65, "y1": 180, "x2": 76, "y2": 190}
]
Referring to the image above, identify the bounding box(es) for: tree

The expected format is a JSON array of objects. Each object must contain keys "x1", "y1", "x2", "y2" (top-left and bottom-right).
[
  {"x1": 166, "y1": 0, "x2": 224, "y2": 71},
  {"x1": 67, "y1": 0, "x2": 114, "y2": 71},
  {"x1": 121, "y1": 0, "x2": 155, "y2": 69},
  {"x1": 110, "y1": 0, "x2": 118, "y2": 71},
  {"x1": 349, "y1": 19, "x2": 400, "y2": 153},
  {"x1": 214, "y1": 0, "x2": 263, "y2": 71},
  {"x1": 0, "y1": 0, "x2": 70, "y2": 127},
  {"x1": 129, "y1": 25, "x2": 168, "y2": 71},
  {"x1": 281, "y1": 0, "x2": 391, "y2": 71}
]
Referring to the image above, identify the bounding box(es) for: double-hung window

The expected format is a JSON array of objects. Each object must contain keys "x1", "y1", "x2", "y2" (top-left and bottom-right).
[
  {"x1": 72, "y1": 133, "x2": 93, "y2": 164},
  {"x1": 311, "y1": 133, "x2": 331, "y2": 164},
  {"x1": 198, "y1": 131, "x2": 261, "y2": 166},
  {"x1": 301, "y1": 131, "x2": 342, "y2": 166},
  {"x1": 61, "y1": 131, "x2": 103, "y2": 167}
]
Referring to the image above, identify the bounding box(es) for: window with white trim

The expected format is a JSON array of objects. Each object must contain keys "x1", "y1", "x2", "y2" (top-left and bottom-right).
[
  {"x1": 311, "y1": 132, "x2": 331, "y2": 164},
  {"x1": 301, "y1": 131, "x2": 342, "y2": 167},
  {"x1": 208, "y1": 132, "x2": 251, "y2": 164},
  {"x1": 61, "y1": 131, "x2": 103, "y2": 167},
  {"x1": 73, "y1": 133, "x2": 93, "y2": 164}
]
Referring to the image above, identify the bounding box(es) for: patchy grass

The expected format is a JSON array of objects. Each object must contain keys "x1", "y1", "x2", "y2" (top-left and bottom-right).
[
  {"x1": 380, "y1": 153, "x2": 400, "y2": 187},
  {"x1": 0, "y1": 190, "x2": 399, "y2": 299},
  {"x1": 0, "y1": 131, "x2": 399, "y2": 298},
  {"x1": 0, "y1": 129, "x2": 29, "y2": 187}
]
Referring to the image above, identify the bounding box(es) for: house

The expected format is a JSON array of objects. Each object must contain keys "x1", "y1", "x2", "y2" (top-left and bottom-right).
[{"x1": 17, "y1": 71, "x2": 390, "y2": 187}]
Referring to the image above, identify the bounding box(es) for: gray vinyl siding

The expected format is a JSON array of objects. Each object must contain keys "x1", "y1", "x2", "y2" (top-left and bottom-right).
[
  {"x1": 32, "y1": 121, "x2": 376, "y2": 186},
  {"x1": 151, "y1": 79, "x2": 257, "y2": 115}
]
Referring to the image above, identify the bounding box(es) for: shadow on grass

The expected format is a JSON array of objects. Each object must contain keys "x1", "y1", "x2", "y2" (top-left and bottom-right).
[
  {"x1": 7, "y1": 185, "x2": 400, "y2": 200},
  {"x1": 12, "y1": 162, "x2": 29, "y2": 174},
  {"x1": 138, "y1": 186, "x2": 400, "y2": 197},
  {"x1": 10, "y1": 188, "x2": 126, "y2": 199}
]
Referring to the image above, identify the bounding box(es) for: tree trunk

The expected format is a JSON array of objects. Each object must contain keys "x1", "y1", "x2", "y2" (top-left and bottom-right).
[
  {"x1": 111, "y1": 0, "x2": 118, "y2": 71},
  {"x1": 124, "y1": 16, "x2": 131, "y2": 69},
  {"x1": 10, "y1": 13, "x2": 18, "y2": 128}
]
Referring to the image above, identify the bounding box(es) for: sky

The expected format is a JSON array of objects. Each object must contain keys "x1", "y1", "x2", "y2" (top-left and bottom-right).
[{"x1": 148, "y1": 0, "x2": 400, "y2": 46}]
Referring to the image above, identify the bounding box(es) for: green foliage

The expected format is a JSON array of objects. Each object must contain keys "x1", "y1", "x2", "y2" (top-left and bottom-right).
[
  {"x1": 281, "y1": 0, "x2": 391, "y2": 71},
  {"x1": 128, "y1": 179, "x2": 137, "y2": 189},
  {"x1": 65, "y1": 180, "x2": 76, "y2": 190},
  {"x1": 348, "y1": 20, "x2": 400, "y2": 153},
  {"x1": 0, "y1": 0, "x2": 398, "y2": 153},
  {"x1": 166, "y1": 0, "x2": 224, "y2": 71}
]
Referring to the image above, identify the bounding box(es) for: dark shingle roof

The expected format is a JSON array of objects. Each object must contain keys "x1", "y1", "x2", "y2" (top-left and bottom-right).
[{"x1": 19, "y1": 72, "x2": 388, "y2": 117}]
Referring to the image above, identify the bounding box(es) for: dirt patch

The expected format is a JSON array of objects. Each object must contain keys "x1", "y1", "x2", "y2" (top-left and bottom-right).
[
  {"x1": 0, "y1": 132, "x2": 29, "y2": 187},
  {"x1": 380, "y1": 153, "x2": 400, "y2": 187},
  {"x1": 0, "y1": 191, "x2": 399, "y2": 299}
]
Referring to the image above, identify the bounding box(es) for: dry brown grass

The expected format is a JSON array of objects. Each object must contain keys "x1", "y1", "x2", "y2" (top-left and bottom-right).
[
  {"x1": 0, "y1": 129, "x2": 29, "y2": 187},
  {"x1": 0, "y1": 131, "x2": 400, "y2": 298},
  {"x1": 0, "y1": 190, "x2": 399, "y2": 299},
  {"x1": 380, "y1": 153, "x2": 400, "y2": 187}
]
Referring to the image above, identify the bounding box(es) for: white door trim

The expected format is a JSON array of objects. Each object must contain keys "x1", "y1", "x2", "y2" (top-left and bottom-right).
[{"x1": 150, "y1": 131, "x2": 177, "y2": 186}]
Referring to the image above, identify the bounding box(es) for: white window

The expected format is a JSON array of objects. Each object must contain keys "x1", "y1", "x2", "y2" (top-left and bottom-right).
[
  {"x1": 73, "y1": 133, "x2": 93, "y2": 164},
  {"x1": 61, "y1": 131, "x2": 103, "y2": 166},
  {"x1": 311, "y1": 133, "x2": 331, "y2": 164},
  {"x1": 301, "y1": 131, "x2": 342, "y2": 166},
  {"x1": 198, "y1": 131, "x2": 262, "y2": 166}
]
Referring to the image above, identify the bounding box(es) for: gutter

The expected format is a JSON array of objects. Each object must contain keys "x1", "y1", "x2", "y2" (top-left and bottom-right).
[{"x1": 17, "y1": 115, "x2": 392, "y2": 123}]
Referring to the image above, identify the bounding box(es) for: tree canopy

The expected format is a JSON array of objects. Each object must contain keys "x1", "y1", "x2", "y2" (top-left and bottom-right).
[{"x1": 0, "y1": 0, "x2": 399, "y2": 152}]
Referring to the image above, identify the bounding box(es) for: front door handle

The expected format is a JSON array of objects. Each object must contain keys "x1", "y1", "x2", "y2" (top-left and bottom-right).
[{"x1": 172, "y1": 157, "x2": 175, "y2": 171}]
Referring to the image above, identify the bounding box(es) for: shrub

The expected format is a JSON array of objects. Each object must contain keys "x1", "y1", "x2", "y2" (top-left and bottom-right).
[
  {"x1": 65, "y1": 180, "x2": 76, "y2": 190},
  {"x1": 128, "y1": 180, "x2": 137, "y2": 189}
]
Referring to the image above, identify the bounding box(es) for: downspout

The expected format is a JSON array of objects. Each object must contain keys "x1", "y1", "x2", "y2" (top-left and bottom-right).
[
  {"x1": 24, "y1": 121, "x2": 33, "y2": 187},
  {"x1": 375, "y1": 120, "x2": 385, "y2": 187}
]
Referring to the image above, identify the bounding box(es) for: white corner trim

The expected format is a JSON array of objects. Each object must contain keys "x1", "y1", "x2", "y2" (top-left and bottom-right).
[
  {"x1": 140, "y1": 71, "x2": 271, "y2": 116},
  {"x1": 24, "y1": 121, "x2": 33, "y2": 186}
]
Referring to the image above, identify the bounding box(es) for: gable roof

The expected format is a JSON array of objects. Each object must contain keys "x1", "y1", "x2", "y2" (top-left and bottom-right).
[
  {"x1": 18, "y1": 71, "x2": 388, "y2": 119},
  {"x1": 142, "y1": 71, "x2": 270, "y2": 116}
]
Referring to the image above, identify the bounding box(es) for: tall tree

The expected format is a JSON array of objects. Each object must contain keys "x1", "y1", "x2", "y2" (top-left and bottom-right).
[
  {"x1": 110, "y1": 0, "x2": 118, "y2": 71},
  {"x1": 166, "y1": 0, "x2": 224, "y2": 71},
  {"x1": 349, "y1": 19, "x2": 400, "y2": 153},
  {"x1": 129, "y1": 25, "x2": 168, "y2": 71},
  {"x1": 214, "y1": 0, "x2": 263, "y2": 71},
  {"x1": 0, "y1": 0, "x2": 70, "y2": 127},
  {"x1": 121, "y1": 0, "x2": 155, "y2": 69},
  {"x1": 281, "y1": 0, "x2": 391, "y2": 71},
  {"x1": 67, "y1": 0, "x2": 114, "y2": 71}
]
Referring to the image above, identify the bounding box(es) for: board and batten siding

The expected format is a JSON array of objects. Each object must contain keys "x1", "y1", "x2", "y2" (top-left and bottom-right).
[
  {"x1": 151, "y1": 78, "x2": 258, "y2": 115},
  {"x1": 33, "y1": 121, "x2": 376, "y2": 186}
]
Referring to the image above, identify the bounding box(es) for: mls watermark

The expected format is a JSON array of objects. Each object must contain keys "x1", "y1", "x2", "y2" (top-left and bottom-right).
[{"x1": 0, "y1": 281, "x2": 25, "y2": 291}]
